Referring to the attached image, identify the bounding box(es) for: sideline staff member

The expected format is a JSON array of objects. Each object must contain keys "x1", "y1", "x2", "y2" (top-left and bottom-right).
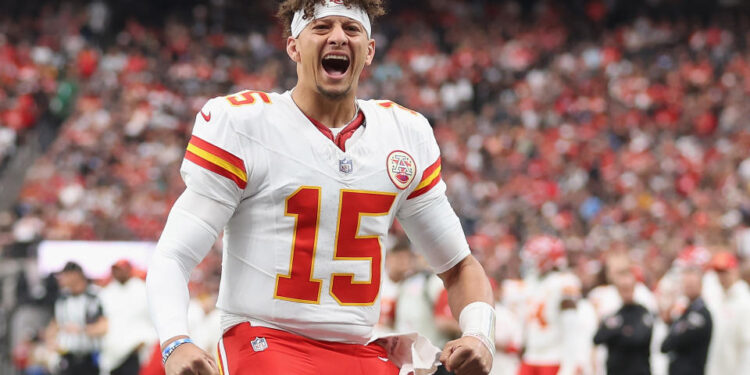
[
  {"x1": 660, "y1": 264, "x2": 712, "y2": 375},
  {"x1": 593, "y1": 255, "x2": 653, "y2": 375},
  {"x1": 48, "y1": 262, "x2": 108, "y2": 375}
]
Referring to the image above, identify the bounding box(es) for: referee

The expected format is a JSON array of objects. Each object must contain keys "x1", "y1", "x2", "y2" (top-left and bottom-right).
[
  {"x1": 593, "y1": 255, "x2": 653, "y2": 375},
  {"x1": 48, "y1": 261, "x2": 108, "y2": 375}
]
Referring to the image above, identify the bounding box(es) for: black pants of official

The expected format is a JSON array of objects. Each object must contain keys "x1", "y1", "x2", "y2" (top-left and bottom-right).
[
  {"x1": 60, "y1": 353, "x2": 98, "y2": 375},
  {"x1": 111, "y1": 350, "x2": 141, "y2": 375}
]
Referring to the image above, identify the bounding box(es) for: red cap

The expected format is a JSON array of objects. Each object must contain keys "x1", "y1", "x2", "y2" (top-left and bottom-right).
[
  {"x1": 709, "y1": 251, "x2": 738, "y2": 271},
  {"x1": 674, "y1": 245, "x2": 711, "y2": 269}
]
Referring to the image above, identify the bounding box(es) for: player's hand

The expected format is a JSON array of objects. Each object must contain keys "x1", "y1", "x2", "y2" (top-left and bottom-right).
[
  {"x1": 439, "y1": 336, "x2": 493, "y2": 375},
  {"x1": 164, "y1": 342, "x2": 219, "y2": 375}
]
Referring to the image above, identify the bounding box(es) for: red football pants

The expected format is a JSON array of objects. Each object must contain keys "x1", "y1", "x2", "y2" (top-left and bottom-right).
[
  {"x1": 217, "y1": 323, "x2": 400, "y2": 375},
  {"x1": 517, "y1": 362, "x2": 561, "y2": 375}
]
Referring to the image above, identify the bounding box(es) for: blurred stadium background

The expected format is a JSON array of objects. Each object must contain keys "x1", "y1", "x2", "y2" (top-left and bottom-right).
[{"x1": 1, "y1": 0, "x2": 750, "y2": 374}]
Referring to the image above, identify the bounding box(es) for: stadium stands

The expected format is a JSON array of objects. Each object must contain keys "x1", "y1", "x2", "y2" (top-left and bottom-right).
[{"x1": 2, "y1": 1, "x2": 750, "y2": 374}]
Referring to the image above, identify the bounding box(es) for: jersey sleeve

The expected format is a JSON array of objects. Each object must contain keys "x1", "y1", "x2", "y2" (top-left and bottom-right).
[
  {"x1": 396, "y1": 115, "x2": 470, "y2": 274},
  {"x1": 559, "y1": 273, "x2": 582, "y2": 300},
  {"x1": 180, "y1": 97, "x2": 248, "y2": 207},
  {"x1": 404, "y1": 120, "x2": 445, "y2": 203}
]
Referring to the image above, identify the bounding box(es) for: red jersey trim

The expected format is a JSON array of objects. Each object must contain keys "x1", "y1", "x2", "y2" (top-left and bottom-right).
[
  {"x1": 184, "y1": 136, "x2": 247, "y2": 189},
  {"x1": 305, "y1": 111, "x2": 365, "y2": 152},
  {"x1": 407, "y1": 157, "x2": 442, "y2": 199},
  {"x1": 185, "y1": 151, "x2": 248, "y2": 189},
  {"x1": 188, "y1": 135, "x2": 245, "y2": 171}
]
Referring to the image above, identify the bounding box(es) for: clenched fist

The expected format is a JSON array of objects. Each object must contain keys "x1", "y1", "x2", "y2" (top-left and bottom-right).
[
  {"x1": 164, "y1": 342, "x2": 219, "y2": 375},
  {"x1": 439, "y1": 336, "x2": 493, "y2": 375}
]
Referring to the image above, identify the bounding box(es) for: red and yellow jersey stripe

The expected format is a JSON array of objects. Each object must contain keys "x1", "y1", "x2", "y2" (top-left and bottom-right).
[
  {"x1": 184, "y1": 135, "x2": 247, "y2": 189},
  {"x1": 216, "y1": 344, "x2": 225, "y2": 375},
  {"x1": 407, "y1": 157, "x2": 441, "y2": 199}
]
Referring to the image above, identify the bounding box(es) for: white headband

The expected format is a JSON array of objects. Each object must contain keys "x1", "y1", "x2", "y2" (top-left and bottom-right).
[{"x1": 291, "y1": 1, "x2": 372, "y2": 38}]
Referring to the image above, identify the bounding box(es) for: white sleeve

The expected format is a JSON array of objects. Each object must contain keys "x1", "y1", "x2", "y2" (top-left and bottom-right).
[
  {"x1": 396, "y1": 115, "x2": 470, "y2": 274},
  {"x1": 181, "y1": 97, "x2": 249, "y2": 207},
  {"x1": 146, "y1": 188, "x2": 234, "y2": 344},
  {"x1": 397, "y1": 193, "x2": 470, "y2": 274}
]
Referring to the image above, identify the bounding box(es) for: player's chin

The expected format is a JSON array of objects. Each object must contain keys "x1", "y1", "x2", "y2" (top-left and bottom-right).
[
  {"x1": 316, "y1": 83, "x2": 352, "y2": 100},
  {"x1": 317, "y1": 67, "x2": 354, "y2": 97}
]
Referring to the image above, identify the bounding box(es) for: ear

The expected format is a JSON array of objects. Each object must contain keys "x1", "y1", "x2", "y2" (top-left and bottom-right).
[
  {"x1": 286, "y1": 36, "x2": 301, "y2": 63},
  {"x1": 364, "y1": 38, "x2": 376, "y2": 66}
]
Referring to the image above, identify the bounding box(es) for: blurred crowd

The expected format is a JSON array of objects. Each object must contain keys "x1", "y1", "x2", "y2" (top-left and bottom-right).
[
  {"x1": 3, "y1": 0, "x2": 750, "y2": 374},
  {"x1": 0, "y1": 2, "x2": 79, "y2": 172},
  {"x1": 9, "y1": 258, "x2": 221, "y2": 375}
]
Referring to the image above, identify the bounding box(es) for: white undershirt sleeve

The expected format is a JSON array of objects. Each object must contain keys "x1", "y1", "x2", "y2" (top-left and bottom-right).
[
  {"x1": 396, "y1": 193, "x2": 470, "y2": 274},
  {"x1": 146, "y1": 188, "x2": 235, "y2": 344}
]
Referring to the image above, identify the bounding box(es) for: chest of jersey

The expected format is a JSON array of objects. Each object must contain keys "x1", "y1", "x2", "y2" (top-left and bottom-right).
[
  {"x1": 221, "y1": 98, "x2": 423, "y2": 310},
  {"x1": 243, "y1": 106, "x2": 417, "y2": 197}
]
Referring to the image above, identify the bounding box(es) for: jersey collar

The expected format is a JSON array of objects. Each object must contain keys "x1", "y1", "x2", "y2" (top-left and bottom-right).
[{"x1": 303, "y1": 110, "x2": 365, "y2": 152}]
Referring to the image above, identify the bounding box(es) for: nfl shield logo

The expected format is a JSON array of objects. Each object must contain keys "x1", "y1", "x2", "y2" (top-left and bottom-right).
[
  {"x1": 251, "y1": 337, "x2": 268, "y2": 352},
  {"x1": 339, "y1": 158, "x2": 353, "y2": 174}
]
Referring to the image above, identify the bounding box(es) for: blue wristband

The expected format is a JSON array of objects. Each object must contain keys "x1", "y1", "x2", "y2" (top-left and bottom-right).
[{"x1": 162, "y1": 338, "x2": 193, "y2": 365}]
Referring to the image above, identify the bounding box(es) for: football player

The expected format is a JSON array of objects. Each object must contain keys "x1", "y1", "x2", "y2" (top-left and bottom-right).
[
  {"x1": 146, "y1": 1, "x2": 496, "y2": 375},
  {"x1": 517, "y1": 235, "x2": 583, "y2": 375}
]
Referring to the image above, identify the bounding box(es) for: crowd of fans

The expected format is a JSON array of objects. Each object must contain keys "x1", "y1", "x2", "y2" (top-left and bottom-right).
[
  {"x1": 4, "y1": 0, "x2": 750, "y2": 287},
  {"x1": 3, "y1": 0, "x2": 750, "y2": 374},
  {"x1": 0, "y1": 1, "x2": 80, "y2": 171}
]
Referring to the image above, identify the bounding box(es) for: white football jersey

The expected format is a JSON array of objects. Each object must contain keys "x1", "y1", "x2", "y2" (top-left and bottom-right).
[
  {"x1": 492, "y1": 302, "x2": 522, "y2": 375},
  {"x1": 521, "y1": 271, "x2": 582, "y2": 365},
  {"x1": 180, "y1": 90, "x2": 469, "y2": 344}
]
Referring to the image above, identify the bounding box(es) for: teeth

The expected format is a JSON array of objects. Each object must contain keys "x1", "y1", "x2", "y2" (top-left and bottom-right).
[{"x1": 324, "y1": 55, "x2": 349, "y2": 61}]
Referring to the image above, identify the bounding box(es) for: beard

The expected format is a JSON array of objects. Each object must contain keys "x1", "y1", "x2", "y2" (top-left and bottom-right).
[{"x1": 316, "y1": 83, "x2": 351, "y2": 100}]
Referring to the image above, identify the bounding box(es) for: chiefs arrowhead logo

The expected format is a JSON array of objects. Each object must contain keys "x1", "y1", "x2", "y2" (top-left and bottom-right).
[{"x1": 200, "y1": 110, "x2": 211, "y2": 122}]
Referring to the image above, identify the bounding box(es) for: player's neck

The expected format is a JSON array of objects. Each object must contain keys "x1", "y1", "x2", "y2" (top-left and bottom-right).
[{"x1": 291, "y1": 87, "x2": 358, "y2": 128}]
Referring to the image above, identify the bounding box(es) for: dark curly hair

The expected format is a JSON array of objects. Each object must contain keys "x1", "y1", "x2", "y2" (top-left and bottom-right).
[{"x1": 277, "y1": 0, "x2": 386, "y2": 38}]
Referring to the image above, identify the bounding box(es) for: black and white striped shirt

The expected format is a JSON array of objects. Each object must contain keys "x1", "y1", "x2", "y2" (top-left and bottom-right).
[{"x1": 54, "y1": 286, "x2": 104, "y2": 354}]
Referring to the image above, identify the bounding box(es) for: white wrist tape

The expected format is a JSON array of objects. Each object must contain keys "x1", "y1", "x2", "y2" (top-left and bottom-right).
[
  {"x1": 459, "y1": 301, "x2": 496, "y2": 355},
  {"x1": 291, "y1": 1, "x2": 372, "y2": 38}
]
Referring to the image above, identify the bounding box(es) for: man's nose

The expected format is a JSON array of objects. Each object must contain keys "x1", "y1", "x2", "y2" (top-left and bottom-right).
[{"x1": 328, "y1": 24, "x2": 348, "y2": 46}]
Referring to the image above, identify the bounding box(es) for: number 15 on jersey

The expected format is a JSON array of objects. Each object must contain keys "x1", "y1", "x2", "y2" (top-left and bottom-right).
[{"x1": 274, "y1": 187, "x2": 396, "y2": 306}]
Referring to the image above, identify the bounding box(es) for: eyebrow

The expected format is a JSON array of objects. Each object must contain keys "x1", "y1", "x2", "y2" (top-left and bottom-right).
[{"x1": 312, "y1": 18, "x2": 361, "y2": 27}]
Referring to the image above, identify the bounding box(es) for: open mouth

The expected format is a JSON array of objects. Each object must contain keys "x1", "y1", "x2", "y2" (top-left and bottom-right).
[{"x1": 321, "y1": 54, "x2": 350, "y2": 78}]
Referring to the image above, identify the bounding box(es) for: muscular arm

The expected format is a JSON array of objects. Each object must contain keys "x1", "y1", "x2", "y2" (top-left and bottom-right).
[
  {"x1": 395, "y1": 142, "x2": 493, "y2": 373},
  {"x1": 146, "y1": 188, "x2": 234, "y2": 374},
  {"x1": 437, "y1": 255, "x2": 495, "y2": 374},
  {"x1": 438, "y1": 255, "x2": 494, "y2": 320}
]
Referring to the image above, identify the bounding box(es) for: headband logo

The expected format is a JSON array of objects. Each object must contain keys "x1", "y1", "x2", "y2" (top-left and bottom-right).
[{"x1": 291, "y1": 1, "x2": 371, "y2": 38}]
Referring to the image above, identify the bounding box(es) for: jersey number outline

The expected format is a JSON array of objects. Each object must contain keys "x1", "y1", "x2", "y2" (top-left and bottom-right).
[
  {"x1": 274, "y1": 187, "x2": 397, "y2": 306},
  {"x1": 225, "y1": 90, "x2": 271, "y2": 106},
  {"x1": 376, "y1": 100, "x2": 418, "y2": 115},
  {"x1": 530, "y1": 301, "x2": 548, "y2": 328}
]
